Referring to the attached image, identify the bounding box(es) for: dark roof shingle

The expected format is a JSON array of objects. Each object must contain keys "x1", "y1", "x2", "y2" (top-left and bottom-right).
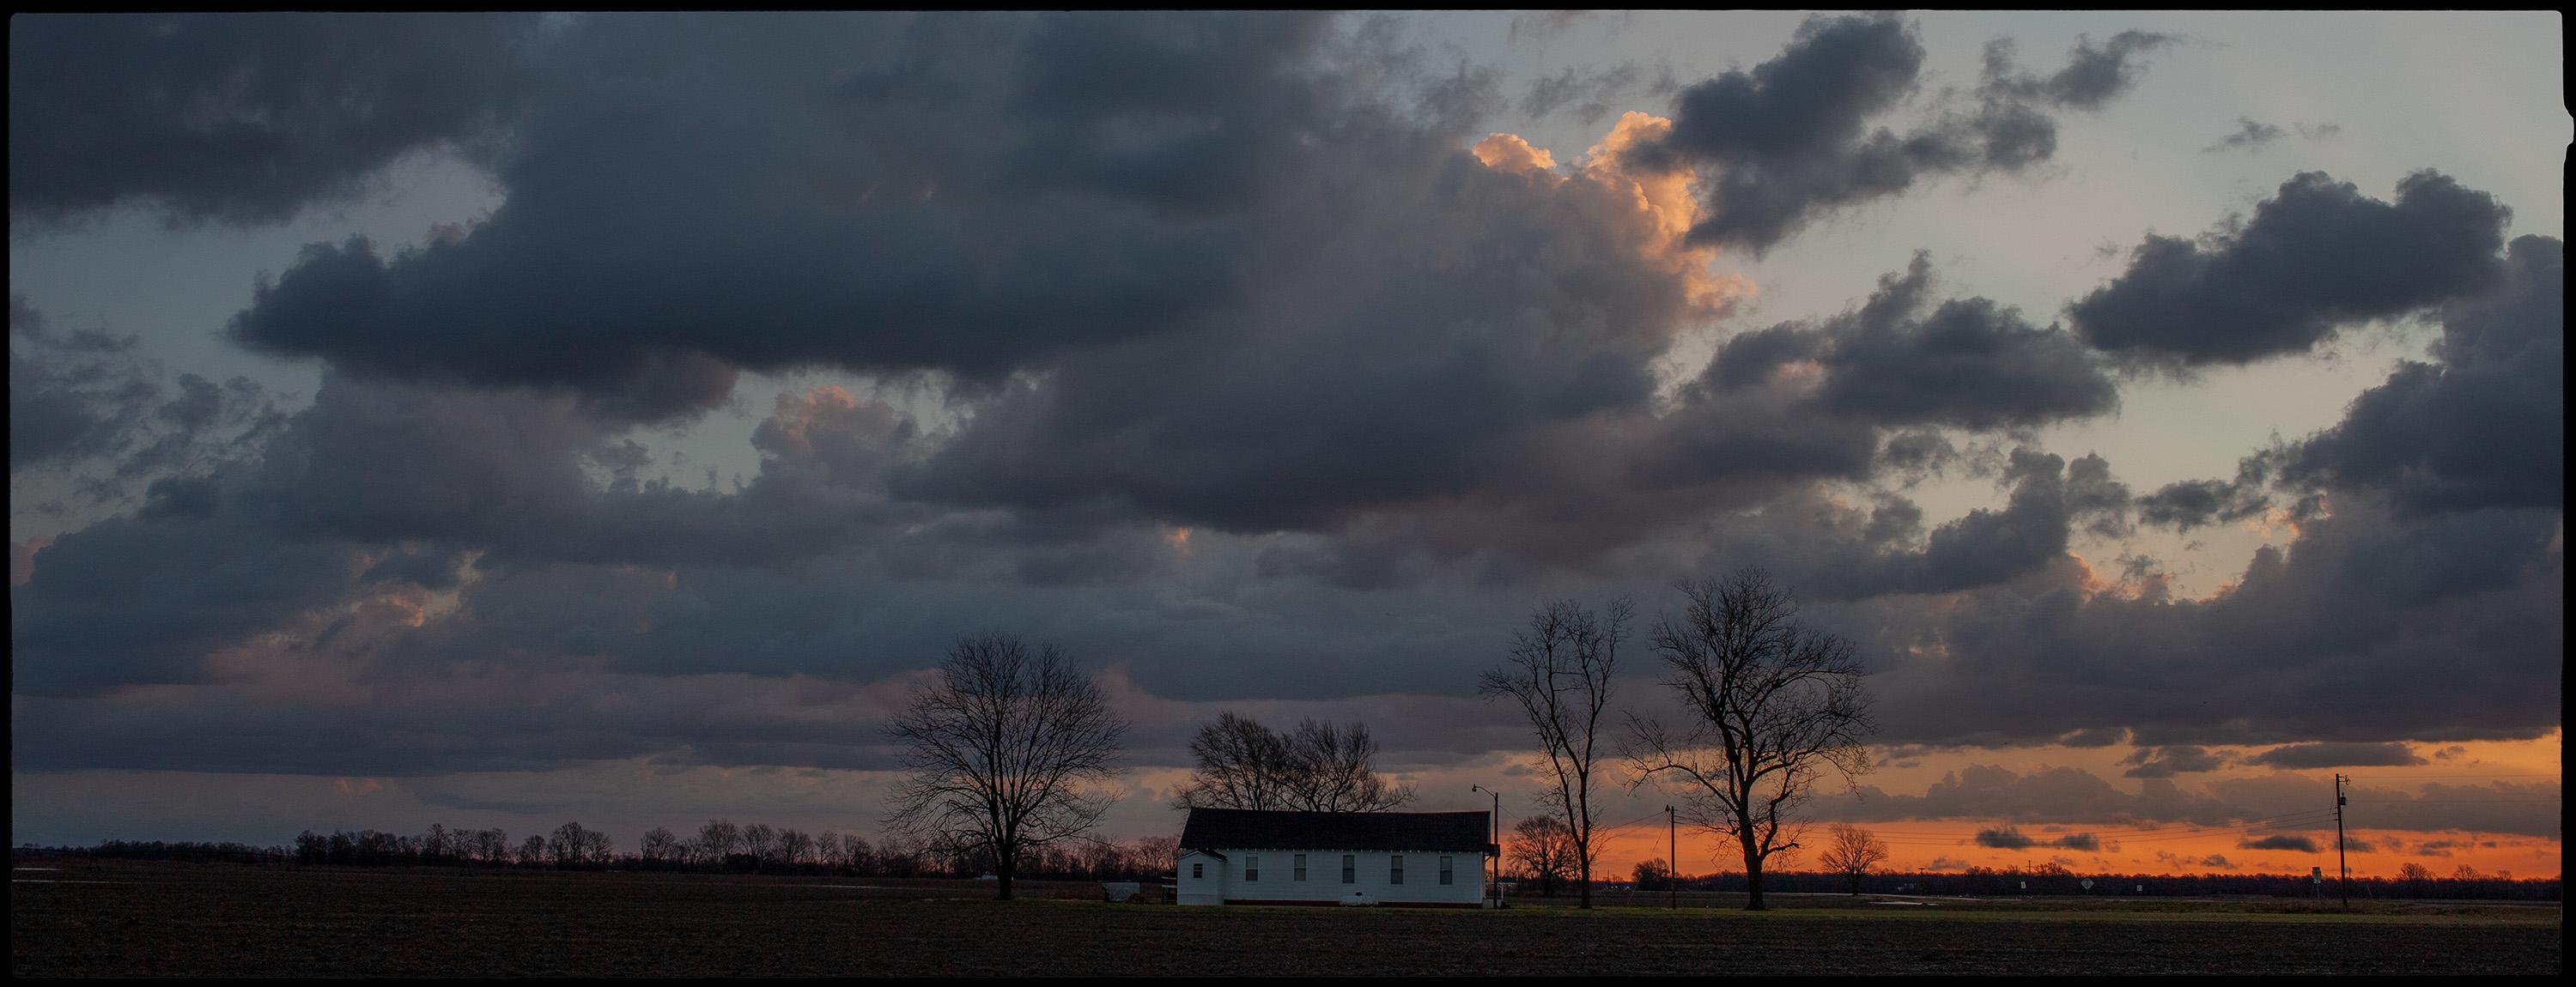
[{"x1": 1180, "y1": 808, "x2": 1491, "y2": 853}]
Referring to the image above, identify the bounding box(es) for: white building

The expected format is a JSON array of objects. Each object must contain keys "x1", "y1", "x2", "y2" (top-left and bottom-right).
[{"x1": 1176, "y1": 808, "x2": 1493, "y2": 907}]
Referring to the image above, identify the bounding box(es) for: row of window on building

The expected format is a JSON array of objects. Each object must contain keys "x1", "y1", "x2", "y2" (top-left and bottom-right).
[{"x1": 1189, "y1": 854, "x2": 1456, "y2": 885}]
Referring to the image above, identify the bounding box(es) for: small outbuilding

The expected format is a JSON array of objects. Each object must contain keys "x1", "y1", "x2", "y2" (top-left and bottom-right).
[{"x1": 1176, "y1": 808, "x2": 1492, "y2": 907}]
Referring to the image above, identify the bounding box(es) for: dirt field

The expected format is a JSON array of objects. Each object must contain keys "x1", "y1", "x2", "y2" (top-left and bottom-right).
[{"x1": 11, "y1": 862, "x2": 2561, "y2": 976}]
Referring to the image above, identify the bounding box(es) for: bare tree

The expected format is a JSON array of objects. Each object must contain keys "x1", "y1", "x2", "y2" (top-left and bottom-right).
[
  {"x1": 474, "y1": 828, "x2": 508, "y2": 865},
  {"x1": 517, "y1": 834, "x2": 547, "y2": 866},
  {"x1": 885, "y1": 633, "x2": 1128, "y2": 900},
  {"x1": 1508, "y1": 814, "x2": 1581, "y2": 897},
  {"x1": 2397, "y1": 861, "x2": 2433, "y2": 897},
  {"x1": 1285, "y1": 718, "x2": 1415, "y2": 812},
  {"x1": 1482, "y1": 596, "x2": 1629, "y2": 908},
  {"x1": 777, "y1": 828, "x2": 816, "y2": 869},
  {"x1": 740, "y1": 823, "x2": 779, "y2": 869},
  {"x1": 1171, "y1": 711, "x2": 1294, "y2": 810},
  {"x1": 1130, "y1": 835, "x2": 1180, "y2": 877},
  {"x1": 1817, "y1": 822, "x2": 1890, "y2": 895},
  {"x1": 641, "y1": 827, "x2": 681, "y2": 868},
  {"x1": 580, "y1": 827, "x2": 613, "y2": 866},
  {"x1": 696, "y1": 819, "x2": 740, "y2": 869},
  {"x1": 1173, "y1": 714, "x2": 1413, "y2": 812},
  {"x1": 1626, "y1": 568, "x2": 1874, "y2": 911},
  {"x1": 548, "y1": 822, "x2": 588, "y2": 868},
  {"x1": 838, "y1": 833, "x2": 875, "y2": 874}
]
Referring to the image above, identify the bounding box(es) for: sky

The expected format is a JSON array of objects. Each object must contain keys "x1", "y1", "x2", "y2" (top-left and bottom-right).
[{"x1": 9, "y1": 11, "x2": 2564, "y2": 881}]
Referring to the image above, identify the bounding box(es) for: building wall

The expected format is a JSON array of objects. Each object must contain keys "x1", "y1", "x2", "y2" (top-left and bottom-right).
[
  {"x1": 1178, "y1": 847, "x2": 1484, "y2": 906},
  {"x1": 1176, "y1": 850, "x2": 1226, "y2": 906}
]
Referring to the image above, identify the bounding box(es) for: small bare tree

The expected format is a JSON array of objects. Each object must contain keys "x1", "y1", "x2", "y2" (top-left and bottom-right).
[
  {"x1": 886, "y1": 633, "x2": 1127, "y2": 900},
  {"x1": 777, "y1": 829, "x2": 816, "y2": 869},
  {"x1": 1172, "y1": 714, "x2": 1413, "y2": 812},
  {"x1": 1482, "y1": 596, "x2": 1629, "y2": 908},
  {"x1": 1284, "y1": 718, "x2": 1414, "y2": 812},
  {"x1": 1507, "y1": 814, "x2": 1581, "y2": 897},
  {"x1": 740, "y1": 823, "x2": 779, "y2": 869},
  {"x1": 1171, "y1": 711, "x2": 1294, "y2": 810},
  {"x1": 1626, "y1": 568, "x2": 1874, "y2": 911},
  {"x1": 640, "y1": 827, "x2": 681, "y2": 868},
  {"x1": 1817, "y1": 822, "x2": 1890, "y2": 895},
  {"x1": 696, "y1": 819, "x2": 739, "y2": 869}
]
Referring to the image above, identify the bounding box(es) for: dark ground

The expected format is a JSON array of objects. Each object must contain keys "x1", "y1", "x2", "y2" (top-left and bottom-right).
[{"x1": 11, "y1": 861, "x2": 2561, "y2": 976}]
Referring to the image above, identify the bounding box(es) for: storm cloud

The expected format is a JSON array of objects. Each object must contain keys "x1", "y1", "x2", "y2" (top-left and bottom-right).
[
  {"x1": 2278, "y1": 235, "x2": 2562, "y2": 514},
  {"x1": 6, "y1": 14, "x2": 2562, "y2": 859},
  {"x1": 1636, "y1": 15, "x2": 2169, "y2": 252},
  {"x1": 8, "y1": 13, "x2": 538, "y2": 226},
  {"x1": 2070, "y1": 171, "x2": 2514, "y2": 368},
  {"x1": 2245, "y1": 742, "x2": 2426, "y2": 769},
  {"x1": 1709, "y1": 253, "x2": 2118, "y2": 431}
]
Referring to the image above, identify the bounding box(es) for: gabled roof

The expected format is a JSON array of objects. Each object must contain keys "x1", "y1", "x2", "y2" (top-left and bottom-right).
[{"x1": 1180, "y1": 808, "x2": 1490, "y2": 853}]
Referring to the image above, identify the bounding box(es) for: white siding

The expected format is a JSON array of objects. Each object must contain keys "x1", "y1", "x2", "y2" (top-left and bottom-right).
[
  {"x1": 1176, "y1": 849, "x2": 1226, "y2": 906},
  {"x1": 1177, "y1": 848, "x2": 1484, "y2": 906}
]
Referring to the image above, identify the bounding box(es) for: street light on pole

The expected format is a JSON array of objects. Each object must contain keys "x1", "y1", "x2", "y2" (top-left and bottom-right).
[{"x1": 1471, "y1": 784, "x2": 1500, "y2": 908}]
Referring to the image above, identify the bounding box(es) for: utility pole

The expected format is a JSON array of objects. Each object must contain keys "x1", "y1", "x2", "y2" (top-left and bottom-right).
[
  {"x1": 1472, "y1": 784, "x2": 1500, "y2": 908},
  {"x1": 2335, "y1": 773, "x2": 2349, "y2": 908},
  {"x1": 1666, "y1": 805, "x2": 1676, "y2": 911}
]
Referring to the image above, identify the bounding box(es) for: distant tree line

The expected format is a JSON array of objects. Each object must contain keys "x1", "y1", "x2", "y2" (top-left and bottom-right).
[
  {"x1": 0, "y1": 818, "x2": 1175, "y2": 883},
  {"x1": 1490, "y1": 860, "x2": 2560, "y2": 902}
]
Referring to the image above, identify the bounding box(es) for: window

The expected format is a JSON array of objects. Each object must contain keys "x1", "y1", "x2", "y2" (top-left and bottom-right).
[
  {"x1": 1191, "y1": 862, "x2": 1203, "y2": 879},
  {"x1": 1294, "y1": 854, "x2": 1307, "y2": 881},
  {"x1": 1246, "y1": 855, "x2": 1259, "y2": 881},
  {"x1": 1390, "y1": 855, "x2": 1404, "y2": 885},
  {"x1": 1341, "y1": 855, "x2": 1355, "y2": 884},
  {"x1": 1440, "y1": 855, "x2": 1454, "y2": 886}
]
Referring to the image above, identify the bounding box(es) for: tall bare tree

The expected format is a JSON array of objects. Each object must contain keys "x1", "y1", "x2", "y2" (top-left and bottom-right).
[
  {"x1": 1626, "y1": 568, "x2": 1874, "y2": 911},
  {"x1": 886, "y1": 633, "x2": 1128, "y2": 900},
  {"x1": 1174, "y1": 713, "x2": 1413, "y2": 812},
  {"x1": 1817, "y1": 822, "x2": 1890, "y2": 895},
  {"x1": 1482, "y1": 595, "x2": 1629, "y2": 908}
]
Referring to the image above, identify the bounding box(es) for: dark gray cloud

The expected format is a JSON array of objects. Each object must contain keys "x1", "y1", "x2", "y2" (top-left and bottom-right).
[
  {"x1": 218, "y1": 13, "x2": 1415, "y2": 418},
  {"x1": 1868, "y1": 494, "x2": 2561, "y2": 748},
  {"x1": 2120, "y1": 744, "x2": 2227, "y2": 778},
  {"x1": 1637, "y1": 15, "x2": 2168, "y2": 253},
  {"x1": 9, "y1": 296, "x2": 155, "y2": 471},
  {"x1": 2070, "y1": 171, "x2": 2513, "y2": 368},
  {"x1": 8, "y1": 13, "x2": 538, "y2": 226},
  {"x1": 9, "y1": 511, "x2": 366, "y2": 694},
  {"x1": 1813, "y1": 449, "x2": 2132, "y2": 599},
  {"x1": 9, "y1": 295, "x2": 284, "y2": 510},
  {"x1": 2239, "y1": 834, "x2": 2319, "y2": 852},
  {"x1": 2202, "y1": 118, "x2": 2342, "y2": 154},
  {"x1": 2245, "y1": 742, "x2": 2425, "y2": 769},
  {"x1": 2278, "y1": 235, "x2": 2562, "y2": 514},
  {"x1": 1520, "y1": 63, "x2": 1640, "y2": 124},
  {"x1": 2136, "y1": 454, "x2": 2274, "y2": 532},
  {"x1": 2027, "y1": 31, "x2": 2176, "y2": 109},
  {"x1": 2204, "y1": 117, "x2": 2286, "y2": 154},
  {"x1": 1710, "y1": 254, "x2": 2118, "y2": 431},
  {"x1": 1975, "y1": 825, "x2": 2038, "y2": 849}
]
